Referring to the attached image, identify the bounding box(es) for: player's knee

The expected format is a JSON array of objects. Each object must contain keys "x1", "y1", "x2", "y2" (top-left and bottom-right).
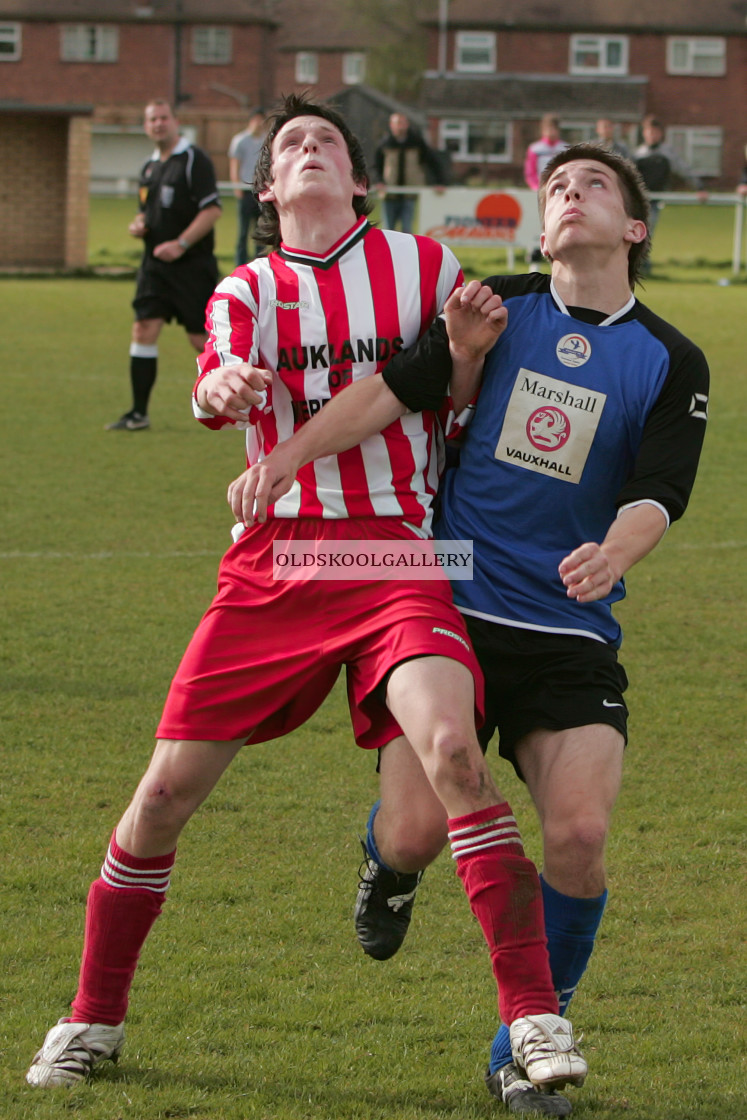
[
  {"x1": 424, "y1": 726, "x2": 487, "y2": 798},
  {"x1": 384, "y1": 817, "x2": 447, "y2": 870},
  {"x1": 133, "y1": 779, "x2": 196, "y2": 835},
  {"x1": 544, "y1": 813, "x2": 609, "y2": 868}
]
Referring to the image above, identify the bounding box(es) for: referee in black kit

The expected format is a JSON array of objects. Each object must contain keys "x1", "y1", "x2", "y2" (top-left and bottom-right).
[{"x1": 107, "y1": 99, "x2": 221, "y2": 431}]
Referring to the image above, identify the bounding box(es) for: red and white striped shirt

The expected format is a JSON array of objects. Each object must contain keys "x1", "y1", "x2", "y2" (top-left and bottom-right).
[{"x1": 194, "y1": 218, "x2": 462, "y2": 532}]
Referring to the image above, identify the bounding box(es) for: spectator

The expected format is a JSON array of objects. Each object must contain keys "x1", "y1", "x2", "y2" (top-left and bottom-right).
[
  {"x1": 374, "y1": 112, "x2": 445, "y2": 233},
  {"x1": 228, "y1": 108, "x2": 266, "y2": 266},
  {"x1": 524, "y1": 114, "x2": 567, "y2": 269},
  {"x1": 594, "y1": 117, "x2": 630, "y2": 159},
  {"x1": 633, "y1": 115, "x2": 708, "y2": 269},
  {"x1": 106, "y1": 99, "x2": 221, "y2": 432}
]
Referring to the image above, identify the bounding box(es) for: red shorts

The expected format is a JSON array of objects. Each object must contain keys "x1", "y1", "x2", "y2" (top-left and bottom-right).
[{"x1": 157, "y1": 517, "x2": 483, "y2": 749}]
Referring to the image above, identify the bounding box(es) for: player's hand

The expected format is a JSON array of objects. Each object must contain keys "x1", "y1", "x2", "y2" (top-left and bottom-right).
[
  {"x1": 196, "y1": 364, "x2": 272, "y2": 422},
  {"x1": 559, "y1": 542, "x2": 619, "y2": 603},
  {"x1": 227, "y1": 442, "x2": 301, "y2": 525},
  {"x1": 445, "y1": 281, "x2": 508, "y2": 362}
]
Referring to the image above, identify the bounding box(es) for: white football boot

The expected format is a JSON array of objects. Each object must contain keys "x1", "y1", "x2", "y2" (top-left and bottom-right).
[
  {"x1": 26, "y1": 1018, "x2": 125, "y2": 1087},
  {"x1": 509, "y1": 1013, "x2": 587, "y2": 1091}
]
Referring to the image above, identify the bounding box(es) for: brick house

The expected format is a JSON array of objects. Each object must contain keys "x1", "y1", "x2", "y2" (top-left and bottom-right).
[
  {"x1": 3, "y1": 1, "x2": 743, "y2": 186},
  {"x1": 417, "y1": 0, "x2": 747, "y2": 189}
]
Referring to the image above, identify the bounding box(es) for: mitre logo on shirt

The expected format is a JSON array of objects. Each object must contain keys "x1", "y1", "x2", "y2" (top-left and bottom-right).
[{"x1": 495, "y1": 368, "x2": 606, "y2": 483}]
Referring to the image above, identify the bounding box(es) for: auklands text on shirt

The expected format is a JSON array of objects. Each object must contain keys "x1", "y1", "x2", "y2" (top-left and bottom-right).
[{"x1": 276, "y1": 335, "x2": 404, "y2": 373}]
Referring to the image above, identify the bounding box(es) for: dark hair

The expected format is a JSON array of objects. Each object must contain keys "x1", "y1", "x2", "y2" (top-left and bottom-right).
[
  {"x1": 253, "y1": 93, "x2": 372, "y2": 249},
  {"x1": 538, "y1": 142, "x2": 651, "y2": 287}
]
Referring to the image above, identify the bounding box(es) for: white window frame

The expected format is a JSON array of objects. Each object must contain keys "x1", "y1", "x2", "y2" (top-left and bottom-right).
[
  {"x1": 439, "y1": 118, "x2": 512, "y2": 164},
  {"x1": 342, "y1": 52, "x2": 365, "y2": 85},
  {"x1": 668, "y1": 126, "x2": 722, "y2": 178},
  {"x1": 569, "y1": 34, "x2": 628, "y2": 76},
  {"x1": 0, "y1": 22, "x2": 21, "y2": 61},
  {"x1": 295, "y1": 51, "x2": 318, "y2": 84},
  {"x1": 667, "y1": 37, "x2": 726, "y2": 77},
  {"x1": 191, "y1": 26, "x2": 232, "y2": 65},
  {"x1": 455, "y1": 31, "x2": 496, "y2": 73},
  {"x1": 61, "y1": 24, "x2": 118, "y2": 62}
]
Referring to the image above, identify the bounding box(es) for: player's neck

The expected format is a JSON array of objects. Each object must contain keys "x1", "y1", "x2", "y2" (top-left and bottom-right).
[
  {"x1": 551, "y1": 258, "x2": 633, "y2": 316},
  {"x1": 278, "y1": 204, "x2": 360, "y2": 256}
]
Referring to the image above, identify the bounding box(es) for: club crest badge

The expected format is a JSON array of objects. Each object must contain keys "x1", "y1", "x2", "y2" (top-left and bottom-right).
[{"x1": 556, "y1": 333, "x2": 591, "y2": 368}]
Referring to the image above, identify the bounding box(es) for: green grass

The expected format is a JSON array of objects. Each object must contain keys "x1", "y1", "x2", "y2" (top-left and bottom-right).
[
  {"x1": 86, "y1": 195, "x2": 747, "y2": 285},
  {"x1": 0, "y1": 239, "x2": 745, "y2": 1119}
]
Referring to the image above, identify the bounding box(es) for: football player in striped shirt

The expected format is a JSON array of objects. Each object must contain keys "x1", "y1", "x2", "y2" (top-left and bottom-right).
[{"x1": 27, "y1": 96, "x2": 583, "y2": 1099}]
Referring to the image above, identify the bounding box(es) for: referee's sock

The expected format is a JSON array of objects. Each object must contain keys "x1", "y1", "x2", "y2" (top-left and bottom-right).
[
  {"x1": 488, "y1": 875, "x2": 608, "y2": 1073},
  {"x1": 130, "y1": 343, "x2": 158, "y2": 417}
]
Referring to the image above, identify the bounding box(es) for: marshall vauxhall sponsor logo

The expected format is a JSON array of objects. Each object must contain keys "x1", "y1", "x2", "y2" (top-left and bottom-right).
[
  {"x1": 519, "y1": 375, "x2": 599, "y2": 415},
  {"x1": 495, "y1": 369, "x2": 606, "y2": 484},
  {"x1": 556, "y1": 333, "x2": 591, "y2": 368},
  {"x1": 526, "y1": 406, "x2": 571, "y2": 451}
]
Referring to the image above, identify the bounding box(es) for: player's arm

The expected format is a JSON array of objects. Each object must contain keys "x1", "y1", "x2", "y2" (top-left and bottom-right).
[
  {"x1": 562, "y1": 331, "x2": 709, "y2": 605},
  {"x1": 445, "y1": 281, "x2": 506, "y2": 413},
  {"x1": 227, "y1": 375, "x2": 407, "y2": 524},
  {"x1": 193, "y1": 278, "x2": 270, "y2": 427},
  {"x1": 226, "y1": 283, "x2": 505, "y2": 525},
  {"x1": 559, "y1": 502, "x2": 668, "y2": 604}
]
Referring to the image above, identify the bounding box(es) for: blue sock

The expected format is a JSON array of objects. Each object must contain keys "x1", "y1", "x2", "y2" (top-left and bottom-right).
[
  {"x1": 488, "y1": 875, "x2": 608, "y2": 1073},
  {"x1": 364, "y1": 800, "x2": 396, "y2": 872}
]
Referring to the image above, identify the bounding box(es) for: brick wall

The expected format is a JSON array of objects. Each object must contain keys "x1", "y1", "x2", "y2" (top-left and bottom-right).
[
  {"x1": 65, "y1": 115, "x2": 91, "y2": 267},
  {"x1": 0, "y1": 112, "x2": 91, "y2": 269},
  {"x1": 0, "y1": 22, "x2": 269, "y2": 112}
]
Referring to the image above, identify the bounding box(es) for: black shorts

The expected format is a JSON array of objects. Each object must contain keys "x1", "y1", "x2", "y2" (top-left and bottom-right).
[
  {"x1": 465, "y1": 616, "x2": 629, "y2": 780},
  {"x1": 133, "y1": 254, "x2": 219, "y2": 335}
]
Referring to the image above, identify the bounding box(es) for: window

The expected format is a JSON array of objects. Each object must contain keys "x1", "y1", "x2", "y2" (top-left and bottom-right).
[
  {"x1": 569, "y1": 35, "x2": 628, "y2": 75},
  {"x1": 342, "y1": 52, "x2": 365, "y2": 85},
  {"x1": 61, "y1": 25, "x2": 118, "y2": 62},
  {"x1": 668, "y1": 127, "x2": 722, "y2": 178},
  {"x1": 439, "y1": 119, "x2": 511, "y2": 163},
  {"x1": 455, "y1": 32, "x2": 496, "y2": 73},
  {"x1": 192, "y1": 26, "x2": 232, "y2": 65},
  {"x1": 667, "y1": 38, "x2": 726, "y2": 76},
  {"x1": 0, "y1": 23, "x2": 21, "y2": 60},
  {"x1": 295, "y1": 52, "x2": 318, "y2": 84}
]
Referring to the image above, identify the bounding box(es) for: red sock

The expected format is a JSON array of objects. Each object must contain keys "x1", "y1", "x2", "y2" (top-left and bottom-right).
[
  {"x1": 448, "y1": 804, "x2": 558, "y2": 1024},
  {"x1": 70, "y1": 834, "x2": 175, "y2": 1025}
]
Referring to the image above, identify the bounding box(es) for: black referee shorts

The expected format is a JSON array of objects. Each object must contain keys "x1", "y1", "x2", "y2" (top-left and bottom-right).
[
  {"x1": 465, "y1": 616, "x2": 629, "y2": 781},
  {"x1": 133, "y1": 254, "x2": 219, "y2": 335}
]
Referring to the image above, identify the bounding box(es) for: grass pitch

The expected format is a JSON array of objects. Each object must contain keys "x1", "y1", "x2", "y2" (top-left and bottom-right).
[{"x1": 0, "y1": 230, "x2": 745, "y2": 1119}]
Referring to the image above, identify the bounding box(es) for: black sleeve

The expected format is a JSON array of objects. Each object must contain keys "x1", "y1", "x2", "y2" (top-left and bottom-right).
[
  {"x1": 616, "y1": 324, "x2": 709, "y2": 522},
  {"x1": 190, "y1": 147, "x2": 221, "y2": 210},
  {"x1": 381, "y1": 316, "x2": 452, "y2": 412},
  {"x1": 380, "y1": 273, "x2": 540, "y2": 412}
]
